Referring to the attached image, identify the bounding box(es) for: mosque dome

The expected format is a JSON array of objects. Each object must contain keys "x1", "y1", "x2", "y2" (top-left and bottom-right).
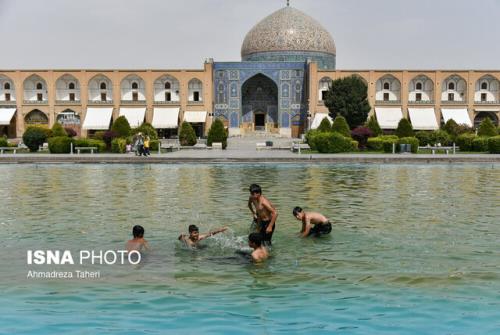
[{"x1": 241, "y1": 6, "x2": 336, "y2": 69}]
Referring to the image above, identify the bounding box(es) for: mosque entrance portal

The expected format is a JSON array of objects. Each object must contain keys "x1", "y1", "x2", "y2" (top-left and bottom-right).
[{"x1": 242, "y1": 73, "x2": 278, "y2": 134}]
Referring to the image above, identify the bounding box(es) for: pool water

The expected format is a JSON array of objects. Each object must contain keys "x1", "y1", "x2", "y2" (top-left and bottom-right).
[{"x1": 0, "y1": 164, "x2": 499, "y2": 334}]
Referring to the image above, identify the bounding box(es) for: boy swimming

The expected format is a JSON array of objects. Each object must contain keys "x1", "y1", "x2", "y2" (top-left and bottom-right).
[
  {"x1": 248, "y1": 184, "x2": 278, "y2": 246},
  {"x1": 248, "y1": 233, "x2": 269, "y2": 262},
  {"x1": 293, "y1": 207, "x2": 332, "y2": 237},
  {"x1": 178, "y1": 225, "x2": 228, "y2": 247},
  {"x1": 126, "y1": 225, "x2": 150, "y2": 252}
]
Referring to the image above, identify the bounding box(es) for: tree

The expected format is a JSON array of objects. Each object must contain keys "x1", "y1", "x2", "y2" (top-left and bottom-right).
[
  {"x1": 22, "y1": 126, "x2": 48, "y2": 152},
  {"x1": 207, "y1": 118, "x2": 228, "y2": 149},
  {"x1": 367, "y1": 115, "x2": 382, "y2": 136},
  {"x1": 477, "y1": 117, "x2": 497, "y2": 137},
  {"x1": 51, "y1": 122, "x2": 67, "y2": 137},
  {"x1": 331, "y1": 116, "x2": 351, "y2": 137},
  {"x1": 111, "y1": 116, "x2": 131, "y2": 138},
  {"x1": 316, "y1": 117, "x2": 332, "y2": 132},
  {"x1": 132, "y1": 122, "x2": 158, "y2": 140},
  {"x1": 395, "y1": 118, "x2": 414, "y2": 138},
  {"x1": 179, "y1": 122, "x2": 197, "y2": 146},
  {"x1": 325, "y1": 75, "x2": 371, "y2": 128}
]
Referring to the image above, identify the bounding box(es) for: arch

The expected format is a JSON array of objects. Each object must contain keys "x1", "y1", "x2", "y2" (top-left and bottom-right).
[
  {"x1": 188, "y1": 78, "x2": 203, "y2": 102},
  {"x1": 475, "y1": 75, "x2": 499, "y2": 103},
  {"x1": 441, "y1": 75, "x2": 467, "y2": 102},
  {"x1": 88, "y1": 74, "x2": 113, "y2": 102},
  {"x1": 24, "y1": 109, "x2": 48, "y2": 125},
  {"x1": 120, "y1": 74, "x2": 146, "y2": 101},
  {"x1": 23, "y1": 74, "x2": 48, "y2": 101},
  {"x1": 409, "y1": 75, "x2": 434, "y2": 102},
  {"x1": 154, "y1": 74, "x2": 180, "y2": 102},
  {"x1": 474, "y1": 111, "x2": 499, "y2": 128},
  {"x1": 241, "y1": 73, "x2": 278, "y2": 131},
  {"x1": 0, "y1": 74, "x2": 15, "y2": 102},
  {"x1": 56, "y1": 74, "x2": 80, "y2": 101},
  {"x1": 376, "y1": 74, "x2": 401, "y2": 101}
]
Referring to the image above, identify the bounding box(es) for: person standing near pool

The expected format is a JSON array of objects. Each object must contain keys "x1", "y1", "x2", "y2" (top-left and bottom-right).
[
  {"x1": 292, "y1": 207, "x2": 332, "y2": 237},
  {"x1": 248, "y1": 184, "x2": 278, "y2": 246}
]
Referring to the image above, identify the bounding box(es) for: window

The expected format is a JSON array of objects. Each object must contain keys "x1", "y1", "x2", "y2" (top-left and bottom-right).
[
  {"x1": 383, "y1": 82, "x2": 390, "y2": 90},
  {"x1": 165, "y1": 92, "x2": 171, "y2": 101},
  {"x1": 481, "y1": 82, "x2": 488, "y2": 90},
  {"x1": 69, "y1": 93, "x2": 75, "y2": 101},
  {"x1": 165, "y1": 82, "x2": 171, "y2": 89},
  {"x1": 36, "y1": 83, "x2": 43, "y2": 90},
  {"x1": 416, "y1": 82, "x2": 423, "y2": 90},
  {"x1": 448, "y1": 82, "x2": 455, "y2": 90},
  {"x1": 132, "y1": 92, "x2": 138, "y2": 101},
  {"x1": 37, "y1": 93, "x2": 43, "y2": 101},
  {"x1": 416, "y1": 93, "x2": 422, "y2": 102},
  {"x1": 101, "y1": 93, "x2": 107, "y2": 101},
  {"x1": 383, "y1": 92, "x2": 390, "y2": 101},
  {"x1": 68, "y1": 83, "x2": 75, "y2": 90},
  {"x1": 321, "y1": 91, "x2": 327, "y2": 101},
  {"x1": 481, "y1": 93, "x2": 487, "y2": 102},
  {"x1": 4, "y1": 83, "x2": 10, "y2": 90},
  {"x1": 100, "y1": 82, "x2": 107, "y2": 90},
  {"x1": 448, "y1": 93, "x2": 455, "y2": 101},
  {"x1": 132, "y1": 82, "x2": 138, "y2": 90},
  {"x1": 193, "y1": 91, "x2": 200, "y2": 102},
  {"x1": 5, "y1": 93, "x2": 10, "y2": 101}
]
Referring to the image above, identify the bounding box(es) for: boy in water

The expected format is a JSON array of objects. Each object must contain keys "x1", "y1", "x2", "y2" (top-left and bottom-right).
[
  {"x1": 293, "y1": 207, "x2": 332, "y2": 237},
  {"x1": 126, "y1": 225, "x2": 150, "y2": 252},
  {"x1": 178, "y1": 224, "x2": 228, "y2": 247},
  {"x1": 248, "y1": 233, "x2": 269, "y2": 262},
  {"x1": 248, "y1": 184, "x2": 278, "y2": 246}
]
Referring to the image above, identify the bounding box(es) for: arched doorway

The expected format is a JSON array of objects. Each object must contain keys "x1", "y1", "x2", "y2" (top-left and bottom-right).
[
  {"x1": 24, "y1": 109, "x2": 48, "y2": 126},
  {"x1": 474, "y1": 111, "x2": 499, "y2": 128},
  {"x1": 57, "y1": 109, "x2": 81, "y2": 136},
  {"x1": 241, "y1": 74, "x2": 278, "y2": 133}
]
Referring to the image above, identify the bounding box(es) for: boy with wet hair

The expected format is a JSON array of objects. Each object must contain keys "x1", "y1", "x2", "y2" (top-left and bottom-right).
[
  {"x1": 248, "y1": 184, "x2": 278, "y2": 246},
  {"x1": 126, "y1": 225, "x2": 150, "y2": 252},
  {"x1": 178, "y1": 224, "x2": 228, "y2": 247},
  {"x1": 293, "y1": 207, "x2": 332, "y2": 237},
  {"x1": 248, "y1": 233, "x2": 269, "y2": 262}
]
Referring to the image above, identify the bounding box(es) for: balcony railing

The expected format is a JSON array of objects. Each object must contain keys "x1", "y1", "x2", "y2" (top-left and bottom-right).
[
  {"x1": 23, "y1": 99, "x2": 48, "y2": 105},
  {"x1": 408, "y1": 100, "x2": 435, "y2": 105},
  {"x1": 120, "y1": 99, "x2": 147, "y2": 105},
  {"x1": 0, "y1": 100, "x2": 16, "y2": 106},
  {"x1": 56, "y1": 99, "x2": 81, "y2": 105},
  {"x1": 187, "y1": 101, "x2": 204, "y2": 105},
  {"x1": 88, "y1": 100, "x2": 113, "y2": 105},
  {"x1": 154, "y1": 100, "x2": 180, "y2": 105},
  {"x1": 375, "y1": 100, "x2": 401, "y2": 105},
  {"x1": 441, "y1": 100, "x2": 467, "y2": 104},
  {"x1": 474, "y1": 100, "x2": 499, "y2": 105}
]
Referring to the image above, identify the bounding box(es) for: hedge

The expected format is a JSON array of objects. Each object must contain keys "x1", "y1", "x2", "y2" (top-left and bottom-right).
[
  {"x1": 366, "y1": 115, "x2": 382, "y2": 136},
  {"x1": 111, "y1": 138, "x2": 127, "y2": 153},
  {"x1": 314, "y1": 132, "x2": 357, "y2": 153},
  {"x1": 150, "y1": 140, "x2": 159, "y2": 151},
  {"x1": 430, "y1": 130, "x2": 451, "y2": 146},
  {"x1": 397, "y1": 137, "x2": 419, "y2": 153},
  {"x1": 488, "y1": 136, "x2": 500, "y2": 154},
  {"x1": 472, "y1": 137, "x2": 489, "y2": 152},
  {"x1": 73, "y1": 138, "x2": 106, "y2": 152},
  {"x1": 22, "y1": 126, "x2": 49, "y2": 152},
  {"x1": 305, "y1": 129, "x2": 320, "y2": 151},
  {"x1": 395, "y1": 118, "x2": 414, "y2": 138},
  {"x1": 316, "y1": 117, "x2": 332, "y2": 132},
  {"x1": 48, "y1": 136, "x2": 73, "y2": 153},
  {"x1": 0, "y1": 137, "x2": 8, "y2": 147},
  {"x1": 51, "y1": 122, "x2": 67, "y2": 137},
  {"x1": 367, "y1": 135, "x2": 398, "y2": 151},
  {"x1": 331, "y1": 116, "x2": 351, "y2": 138},
  {"x1": 131, "y1": 122, "x2": 158, "y2": 140},
  {"x1": 456, "y1": 134, "x2": 476, "y2": 151},
  {"x1": 477, "y1": 118, "x2": 497, "y2": 137},
  {"x1": 415, "y1": 131, "x2": 432, "y2": 146},
  {"x1": 111, "y1": 116, "x2": 131, "y2": 137}
]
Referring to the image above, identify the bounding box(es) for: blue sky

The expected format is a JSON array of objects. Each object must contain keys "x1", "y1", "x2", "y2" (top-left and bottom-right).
[{"x1": 0, "y1": 0, "x2": 498, "y2": 70}]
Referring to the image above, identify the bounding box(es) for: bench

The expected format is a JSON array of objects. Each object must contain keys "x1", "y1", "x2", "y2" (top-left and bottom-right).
[
  {"x1": 0, "y1": 147, "x2": 17, "y2": 154},
  {"x1": 256, "y1": 142, "x2": 267, "y2": 150},
  {"x1": 211, "y1": 142, "x2": 223, "y2": 150},
  {"x1": 75, "y1": 146, "x2": 98, "y2": 154},
  {"x1": 291, "y1": 142, "x2": 311, "y2": 153},
  {"x1": 418, "y1": 146, "x2": 459, "y2": 155}
]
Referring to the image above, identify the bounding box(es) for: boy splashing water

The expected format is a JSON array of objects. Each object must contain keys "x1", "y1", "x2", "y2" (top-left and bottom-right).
[{"x1": 178, "y1": 225, "x2": 228, "y2": 248}]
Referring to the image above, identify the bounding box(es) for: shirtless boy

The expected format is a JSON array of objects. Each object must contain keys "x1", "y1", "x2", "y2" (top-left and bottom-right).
[
  {"x1": 248, "y1": 233, "x2": 269, "y2": 262},
  {"x1": 248, "y1": 184, "x2": 278, "y2": 246},
  {"x1": 126, "y1": 225, "x2": 150, "y2": 252},
  {"x1": 178, "y1": 224, "x2": 228, "y2": 247},
  {"x1": 293, "y1": 207, "x2": 332, "y2": 237}
]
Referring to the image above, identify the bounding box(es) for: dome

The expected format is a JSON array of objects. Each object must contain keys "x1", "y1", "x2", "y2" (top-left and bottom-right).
[{"x1": 241, "y1": 6, "x2": 336, "y2": 68}]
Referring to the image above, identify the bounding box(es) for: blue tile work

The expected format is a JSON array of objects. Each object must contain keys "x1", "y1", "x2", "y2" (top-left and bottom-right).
[{"x1": 213, "y1": 62, "x2": 308, "y2": 129}]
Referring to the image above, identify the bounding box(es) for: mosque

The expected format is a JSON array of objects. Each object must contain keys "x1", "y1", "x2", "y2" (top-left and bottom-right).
[{"x1": 0, "y1": 3, "x2": 499, "y2": 139}]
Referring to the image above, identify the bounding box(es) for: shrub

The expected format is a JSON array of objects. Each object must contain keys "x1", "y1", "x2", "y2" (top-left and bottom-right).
[
  {"x1": 111, "y1": 116, "x2": 131, "y2": 137},
  {"x1": 131, "y1": 122, "x2": 158, "y2": 140},
  {"x1": 111, "y1": 138, "x2": 127, "y2": 153},
  {"x1": 430, "y1": 130, "x2": 451, "y2": 146},
  {"x1": 366, "y1": 115, "x2": 382, "y2": 136},
  {"x1": 477, "y1": 118, "x2": 497, "y2": 137},
  {"x1": 367, "y1": 135, "x2": 398, "y2": 151},
  {"x1": 102, "y1": 130, "x2": 118, "y2": 148},
  {"x1": 316, "y1": 117, "x2": 332, "y2": 132},
  {"x1": 314, "y1": 132, "x2": 356, "y2": 153},
  {"x1": 51, "y1": 122, "x2": 67, "y2": 137},
  {"x1": 331, "y1": 116, "x2": 351, "y2": 138},
  {"x1": 74, "y1": 138, "x2": 106, "y2": 152},
  {"x1": 93, "y1": 131, "x2": 105, "y2": 140},
  {"x1": 382, "y1": 137, "x2": 399, "y2": 153},
  {"x1": 0, "y1": 136, "x2": 8, "y2": 147},
  {"x1": 397, "y1": 137, "x2": 419, "y2": 153},
  {"x1": 48, "y1": 136, "x2": 73, "y2": 153},
  {"x1": 441, "y1": 119, "x2": 473, "y2": 141},
  {"x1": 207, "y1": 118, "x2": 228, "y2": 149},
  {"x1": 305, "y1": 129, "x2": 320, "y2": 151},
  {"x1": 472, "y1": 137, "x2": 489, "y2": 152},
  {"x1": 150, "y1": 140, "x2": 160, "y2": 151},
  {"x1": 487, "y1": 136, "x2": 500, "y2": 154},
  {"x1": 22, "y1": 126, "x2": 48, "y2": 152},
  {"x1": 415, "y1": 131, "x2": 432, "y2": 146},
  {"x1": 395, "y1": 118, "x2": 414, "y2": 138},
  {"x1": 64, "y1": 127, "x2": 77, "y2": 138},
  {"x1": 351, "y1": 126, "x2": 374, "y2": 149},
  {"x1": 498, "y1": 126, "x2": 500, "y2": 135},
  {"x1": 456, "y1": 134, "x2": 476, "y2": 151},
  {"x1": 179, "y1": 122, "x2": 197, "y2": 146}
]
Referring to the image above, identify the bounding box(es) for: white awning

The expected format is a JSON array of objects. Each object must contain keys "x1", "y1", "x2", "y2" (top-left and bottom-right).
[
  {"x1": 152, "y1": 107, "x2": 179, "y2": 129},
  {"x1": 408, "y1": 108, "x2": 439, "y2": 130},
  {"x1": 0, "y1": 108, "x2": 16, "y2": 125},
  {"x1": 310, "y1": 113, "x2": 333, "y2": 129},
  {"x1": 375, "y1": 107, "x2": 403, "y2": 129},
  {"x1": 82, "y1": 107, "x2": 113, "y2": 130},
  {"x1": 119, "y1": 107, "x2": 146, "y2": 128},
  {"x1": 441, "y1": 108, "x2": 472, "y2": 127},
  {"x1": 184, "y1": 111, "x2": 207, "y2": 123}
]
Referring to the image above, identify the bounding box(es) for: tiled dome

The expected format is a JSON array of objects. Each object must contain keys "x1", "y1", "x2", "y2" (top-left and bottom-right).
[{"x1": 241, "y1": 6, "x2": 336, "y2": 59}]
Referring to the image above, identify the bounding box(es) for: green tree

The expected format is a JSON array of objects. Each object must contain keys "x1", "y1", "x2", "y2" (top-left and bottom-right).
[
  {"x1": 477, "y1": 117, "x2": 497, "y2": 137},
  {"x1": 316, "y1": 117, "x2": 332, "y2": 132},
  {"x1": 395, "y1": 118, "x2": 414, "y2": 138},
  {"x1": 207, "y1": 118, "x2": 228, "y2": 149},
  {"x1": 22, "y1": 126, "x2": 48, "y2": 152},
  {"x1": 331, "y1": 116, "x2": 351, "y2": 138},
  {"x1": 325, "y1": 75, "x2": 371, "y2": 128},
  {"x1": 51, "y1": 122, "x2": 67, "y2": 137},
  {"x1": 179, "y1": 122, "x2": 197, "y2": 146},
  {"x1": 132, "y1": 122, "x2": 158, "y2": 140},
  {"x1": 366, "y1": 115, "x2": 382, "y2": 136},
  {"x1": 111, "y1": 116, "x2": 131, "y2": 138}
]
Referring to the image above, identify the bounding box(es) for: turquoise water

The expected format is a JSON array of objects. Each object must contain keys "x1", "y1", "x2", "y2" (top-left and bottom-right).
[{"x1": 0, "y1": 163, "x2": 499, "y2": 334}]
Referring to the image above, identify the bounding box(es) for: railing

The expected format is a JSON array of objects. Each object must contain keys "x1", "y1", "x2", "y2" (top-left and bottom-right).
[
  {"x1": 154, "y1": 100, "x2": 180, "y2": 105},
  {"x1": 0, "y1": 100, "x2": 16, "y2": 106},
  {"x1": 408, "y1": 100, "x2": 435, "y2": 104},
  {"x1": 474, "y1": 100, "x2": 499, "y2": 104},
  {"x1": 56, "y1": 100, "x2": 81, "y2": 105},
  {"x1": 23, "y1": 99, "x2": 48, "y2": 105},
  {"x1": 120, "y1": 99, "x2": 146, "y2": 105},
  {"x1": 375, "y1": 100, "x2": 401, "y2": 105},
  {"x1": 187, "y1": 101, "x2": 204, "y2": 105},
  {"x1": 87, "y1": 100, "x2": 113, "y2": 105},
  {"x1": 441, "y1": 100, "x2": 467, "y2": 104}
]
